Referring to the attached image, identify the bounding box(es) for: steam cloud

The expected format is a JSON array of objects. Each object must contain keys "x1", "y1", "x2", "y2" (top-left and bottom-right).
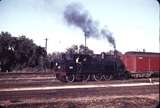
[{"x1": 63, "y1": 3, "x2": 116, "y2": 49}]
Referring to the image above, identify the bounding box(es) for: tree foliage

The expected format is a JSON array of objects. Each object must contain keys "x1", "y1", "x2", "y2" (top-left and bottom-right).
[
  {"x1": 66, "y1": 45, "x2": 78, "y2": 54},
  {"x1": 66, "y1": 44, "x2": 94, "y2": 55},
  {"x1": 0, "y1": 32, "x2": 46, "y2": 72}
]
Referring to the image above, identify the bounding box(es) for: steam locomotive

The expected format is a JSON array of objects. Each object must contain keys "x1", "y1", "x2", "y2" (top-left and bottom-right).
[
  {"x1": 54, "y1": 51, "x2": 160, "y2": 82},
  {"x1": 54, "y1": 53, "x2": 129, "y2": 82}
]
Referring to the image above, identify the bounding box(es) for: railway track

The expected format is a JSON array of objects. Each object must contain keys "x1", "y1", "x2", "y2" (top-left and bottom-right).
[
  {"x1": 0, "y1": 73, "x2": 159, "y2": 108},
  {"x1": 0, "y1": 72, "x2": 159, "y2": 88},
  {"x1": 0, "y1": 72, "x2": 54, "y2": 78}
]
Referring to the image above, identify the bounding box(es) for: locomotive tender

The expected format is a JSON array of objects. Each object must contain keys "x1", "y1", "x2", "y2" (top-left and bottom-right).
[{"x1": 54, "y1": 53, "x2": 129, "y2": 82}]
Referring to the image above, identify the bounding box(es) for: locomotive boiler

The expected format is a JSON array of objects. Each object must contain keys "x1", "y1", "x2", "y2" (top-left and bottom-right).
[{"x1": 54, "y1": 53, "x2": 129, "y2": 82}]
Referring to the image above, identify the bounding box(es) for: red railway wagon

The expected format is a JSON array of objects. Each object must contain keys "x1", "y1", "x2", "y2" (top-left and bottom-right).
[{"x1": 123, "y1": 51, "x2": 160, "y2": 78}]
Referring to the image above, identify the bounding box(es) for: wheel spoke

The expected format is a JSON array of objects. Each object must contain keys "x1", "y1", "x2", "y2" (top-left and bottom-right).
[
  {"x1": 103, "y1": 74, "x2": 112, "y2": 80},
  {"x1": 93, "y1": 73, "x2": 103, "y2": 81}
]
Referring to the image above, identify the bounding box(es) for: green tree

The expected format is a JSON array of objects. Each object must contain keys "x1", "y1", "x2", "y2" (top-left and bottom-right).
[
  {"x1": 66, "y1": 44, "x2": 94, "y2": 55},
  {"x1": 14, "y1": 36, "x2": 36, "y2": 69},
  {"x1": 66, "y1": 45, "x2": 78, "y2": 54},
  {"x1": 0, "y1": 32, "x2": 16, "y2": 72},
  {"x1": 79, "y1": 44, "x2": 94, "y2": 55},
  {"x1": 0, "y1": 32, "x2": 47, "y2": 72}
]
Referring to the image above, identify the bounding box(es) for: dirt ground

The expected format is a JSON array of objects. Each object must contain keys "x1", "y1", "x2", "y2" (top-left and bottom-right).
[{"x1": 0, "y1": 94, "x2": 159, "y2": 108}]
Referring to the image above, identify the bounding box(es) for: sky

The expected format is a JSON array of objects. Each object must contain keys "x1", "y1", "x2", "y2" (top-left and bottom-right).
[{"x1": 0, "y1": 0, "x2": 159, "y2": 54}]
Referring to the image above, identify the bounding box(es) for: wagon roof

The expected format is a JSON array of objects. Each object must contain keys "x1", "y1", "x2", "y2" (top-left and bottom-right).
[{"x1": 125, "y1": 51, "x2": 160, "y2": 56}]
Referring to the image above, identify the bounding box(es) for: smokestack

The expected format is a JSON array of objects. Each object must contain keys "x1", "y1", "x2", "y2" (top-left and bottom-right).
[
  {"x1": 85, "y1": 34, "x2": 87, "y2": 53},
  {"x1": 45, "y1": 38, "x2": 48, "y2": 52}
]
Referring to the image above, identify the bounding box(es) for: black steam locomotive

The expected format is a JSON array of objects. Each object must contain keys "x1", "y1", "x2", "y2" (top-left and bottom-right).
[{"x1": 54, "y1": 53, "x2": 129, "y2": 82}]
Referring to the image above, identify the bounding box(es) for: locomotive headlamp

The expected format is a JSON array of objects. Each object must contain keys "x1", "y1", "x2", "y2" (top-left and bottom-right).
[
  {"x1": 55, "y1": 62, "x2": 58, "y2": 66},
  {"x1": 69, "y1": 66, "x2": 73, "y2": 69},
  {"x1": 58, "y1": 66, "x2": 61, "y2": 69},
  {"x1": 76, "y1": 57, "x2": 81, "y2": 64}
]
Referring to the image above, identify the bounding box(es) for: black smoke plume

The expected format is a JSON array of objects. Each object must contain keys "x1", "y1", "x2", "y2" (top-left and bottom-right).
[
  {"x1": 101, "y1": 27, "x2": 116, "y2": 49},
  {"x1": 64, "y1": 3, "x2": 99, "y2": 38},
  {"x1": 63, "y1": 3, "x2": 116, "y2": 49}
]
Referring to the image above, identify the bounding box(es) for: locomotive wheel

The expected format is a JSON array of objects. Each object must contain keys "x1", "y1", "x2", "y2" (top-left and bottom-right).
[
  {"x1": 145, "y1": 73, "x2": 151, "y2": 78},
  {"x1": 82, "y1": 74, "x2": 90, "y2": 82},
  {"x1": 93, "y1": 73, "x2": 103, "y2": 81},
  {"x1": 103, "y1": 74, "x2": 112, "y2": 80},
  {"x1": 66, "y1": 74, "x2": 75, "y2": 83}
]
